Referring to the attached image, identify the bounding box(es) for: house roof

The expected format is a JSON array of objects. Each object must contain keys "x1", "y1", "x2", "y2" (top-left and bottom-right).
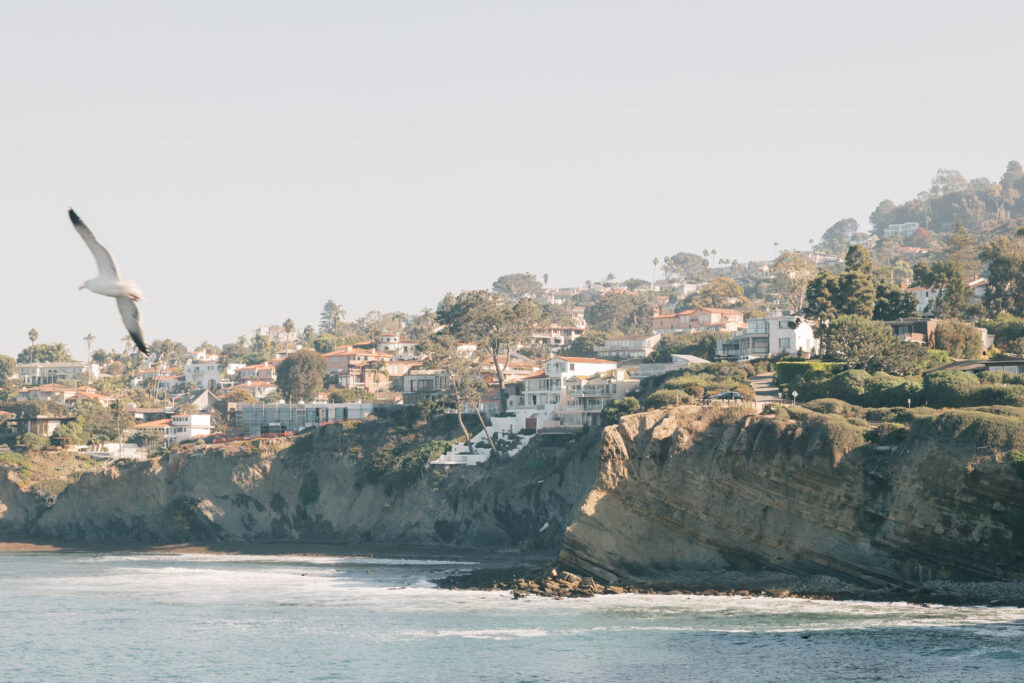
[
  {"x1": 19, "y1": 384, "x2": 76, "y2": 394},
  {"x1": 605, "y1": 334, "x2": 659, "y2": 341},
  {"x1": 674, "y1": 307, "x2": 744, "y2": 316},
  {"x1": 553, "y1": 356, "x2": 616, "y2": 364},
  {"x1": 134, "y1": 418, "x2": 172, "y2": 429}
]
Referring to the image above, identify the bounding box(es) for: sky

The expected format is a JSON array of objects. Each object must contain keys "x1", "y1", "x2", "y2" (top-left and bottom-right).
[{"x1": 2, "y1": 0, "x2": 1023, "y2": 358}]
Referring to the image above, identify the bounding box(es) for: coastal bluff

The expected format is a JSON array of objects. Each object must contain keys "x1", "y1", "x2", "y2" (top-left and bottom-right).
[
  {"x1": 2, "y1": 404, "x2": 1024, "y2": 593},
  {"x1": 0, "y1": 426, "x2": 599, "y2": 549},
  {"x1": 559, "y1": 405, "x2": 1024, "y2": 587}
]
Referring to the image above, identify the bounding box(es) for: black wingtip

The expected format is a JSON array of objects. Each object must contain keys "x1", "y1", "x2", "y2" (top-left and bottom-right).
[{"x1": 68, "y1": 207, "x2": 82, "y2": 225}]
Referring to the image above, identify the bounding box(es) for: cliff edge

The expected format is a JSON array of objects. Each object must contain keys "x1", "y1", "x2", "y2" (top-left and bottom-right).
[{"x1": 559, "y1": 405, "x2": 1024, "y2": 587}]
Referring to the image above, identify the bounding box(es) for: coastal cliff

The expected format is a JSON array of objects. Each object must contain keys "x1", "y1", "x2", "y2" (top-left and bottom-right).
[
  {"x1": 559, "y1": 405, "x2": 1024, "y2": 587},
  {"x1": 3, "y1": 404, "x2": 1024, "y2": 593},
  {"x1": 0, "y1": 425, "x2": 599, "y2": 550}
]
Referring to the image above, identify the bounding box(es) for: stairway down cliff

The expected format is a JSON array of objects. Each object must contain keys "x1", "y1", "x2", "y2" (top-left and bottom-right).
[{"x1": 559, "y1": 405, "x2": 1024, "y2": 587}]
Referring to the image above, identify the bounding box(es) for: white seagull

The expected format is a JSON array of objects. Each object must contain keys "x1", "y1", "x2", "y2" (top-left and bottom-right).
[{"x1": 68, "y1": 208, "x2": 149, "y2": 354}]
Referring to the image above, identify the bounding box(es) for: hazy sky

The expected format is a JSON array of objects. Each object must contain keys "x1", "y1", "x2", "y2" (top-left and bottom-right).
[{"x1": 2, "y1": 1, "x2": 1022, "y2": 358}]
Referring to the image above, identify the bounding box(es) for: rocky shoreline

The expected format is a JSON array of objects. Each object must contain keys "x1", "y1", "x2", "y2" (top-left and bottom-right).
[{"x1": 436, "y1": 563, "x2": 1024, "y2": 608}]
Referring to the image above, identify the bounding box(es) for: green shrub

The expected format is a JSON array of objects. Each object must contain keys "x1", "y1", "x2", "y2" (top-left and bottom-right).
[
  {"x1": 801, "y1": 398, "x2": 864, "y2": 418},
  {"x1": 865, "y1": 407, "x2": 915, "y2": 424},
  {"x1": 923, "y1": 370, "x2": 981, "y2": 407},
  {"x1": 775, "y1": 361, "x2": 845, "y2": 386},
  {"x1": 972, "y1": 385, "x2": 1024, "y2": 407},
  {"x1": 921, "y1": 410, "x2": 1024, "y2": 450},
  {"x1": 601, "y1": 397, "x2": 642, "y2": 425},
  {"x1": 644, "y1": 389, "x2": 691, "y2": 409}
]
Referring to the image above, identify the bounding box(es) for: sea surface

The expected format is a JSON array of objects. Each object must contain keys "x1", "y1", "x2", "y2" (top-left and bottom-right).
[{"x1": 1, "y1": 552, "x2": 1022, "y2": 682}]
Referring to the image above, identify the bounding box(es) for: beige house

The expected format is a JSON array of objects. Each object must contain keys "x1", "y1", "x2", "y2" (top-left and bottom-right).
[{"x1": 652, "y1": 307, "x2": 746, "y2": 334}]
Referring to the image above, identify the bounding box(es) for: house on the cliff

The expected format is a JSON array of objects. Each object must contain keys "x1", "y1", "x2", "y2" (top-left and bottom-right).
[{"x1": 716, "y1": 315, "x2": 818, "y2": 360}]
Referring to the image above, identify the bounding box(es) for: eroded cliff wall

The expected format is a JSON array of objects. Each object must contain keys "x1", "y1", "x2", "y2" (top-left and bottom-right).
[
  {"x1": 559, "y1": 406, "x2": 1024, "y2": 586},
  {"x1": 0, "y1": 426, "x2": 599, "y2": 550}
]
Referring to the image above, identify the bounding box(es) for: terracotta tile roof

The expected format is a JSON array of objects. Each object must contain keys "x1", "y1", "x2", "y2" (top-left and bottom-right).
[{"x1": 553, "y1": 356, "x2": 616, "y2": 364}]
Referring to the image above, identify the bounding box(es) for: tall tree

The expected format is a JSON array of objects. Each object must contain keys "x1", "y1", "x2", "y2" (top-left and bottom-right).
[
  {"x1": 912, "y1": 260, "x2": 971, "y2": 318},
  {"x1": 436, "y1": 291, "x2": 543, "y2": 413},
  {"x1": 999, "y1": 161, "x2": 1023, "y2": 216},
  {"x1": 492, "y1": 273, "x2": 543, "y2": 301},
  {"x1": 873, "y1": 283, "x2": 918, "y2": 321},
  {"x1": 930, "y1": 168, "x2": 967, "y2": 195},
  {"x1": 943, "y1": 222, "x2": 979, "y2": 273},
  {"x1": 844, "y1": 245, "x2": 873, "y2": 275},
  {"x1": 822, "y1": 315, "x2": 895, "y2": 370},
  {"x1": 83, "y1": 332, "x2": 95, "y2": 363},
  {"x1": 981, "y1": 235, "x2": 1024, "y2": 316},
  {"x1": 418, "y1": 333, "x2": 485, "y2": 445},
  {"x1": 0, "y1": 355, "x2": 15, "y2": 386},
  {"x1": 17, "y1": 343, "x2": 73, "y2": 364},
  {"x1": 319, "y1": 300, "x2": 345, "y2": 335},
  {"x1": 934, "y1": 320, "x2": 983, "y2": 359},
  {"x1": 275, "y1": 349, "x2": 327, "y2": 402},
  {"x1": 804, "y1": 270, "x2": 840, "y2": 330},
  {"x1": 836, "y1": 271, "x2": 876, "y2": 317},
  {"x1": 585, "y1": 292, "x2": 655, "y2": 334},
  {"x1": 771, "y1": 250, "x2": 817, "y2": 310},
  {"x1": 818, "y1": 218, "x2": 858, "y2": 256},
  {"x1": 27, "y1": 329, "x2": 38, "y2": 362},
  {"x1": 661, "y1": 252, "x2": 710, "y2": 283}
]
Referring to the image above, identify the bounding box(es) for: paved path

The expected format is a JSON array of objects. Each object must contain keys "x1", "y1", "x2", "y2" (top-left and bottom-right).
[{"x1": 751, "y1": 373, "x2": 783, "y2": 403}]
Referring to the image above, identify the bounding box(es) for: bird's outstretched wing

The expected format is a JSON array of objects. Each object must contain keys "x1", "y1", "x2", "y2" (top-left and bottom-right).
[
  {"x1": 116, "y1": 297, "x2": 148, "y2": 354},
  {"x1": 68, "y1": 208, "x2": 121, "y2": 278}
]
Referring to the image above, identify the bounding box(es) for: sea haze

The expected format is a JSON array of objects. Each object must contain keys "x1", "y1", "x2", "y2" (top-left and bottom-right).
[{"x1": 1, "y1": 552, "x2": 1023, "y2": 681}]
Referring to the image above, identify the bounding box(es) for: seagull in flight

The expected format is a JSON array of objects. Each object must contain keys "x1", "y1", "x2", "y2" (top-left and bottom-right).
[{"x1": 68, "y1": 208, "x2": 148, "y2": 354}]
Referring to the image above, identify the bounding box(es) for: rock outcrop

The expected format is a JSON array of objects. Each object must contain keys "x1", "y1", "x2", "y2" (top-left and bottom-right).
[{"x1": 559, "y1": 405, "x2": 1024, "y2": 587}]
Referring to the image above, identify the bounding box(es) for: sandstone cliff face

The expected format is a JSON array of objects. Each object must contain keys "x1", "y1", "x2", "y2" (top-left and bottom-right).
[
  {"x1": 0, "y1": 426, "x2": 599, "y2": 550},
  {"x1": 559, "y1": 406, "x2": 1024, "y2": 586}
]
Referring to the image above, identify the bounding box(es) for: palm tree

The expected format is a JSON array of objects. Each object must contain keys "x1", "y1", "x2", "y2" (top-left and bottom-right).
[
  {"x1": 28, "y1": 329, "x2": 38, "y2": 362},
  {"x1": 84, "y1": 332, "x2": 96, "y2": 362},
  {"x1": 542, "y1": 273, "x2": 549, "y2": 288},
  {"x1": 652, "y1": 257, "x2": 659, "y2": 288}
]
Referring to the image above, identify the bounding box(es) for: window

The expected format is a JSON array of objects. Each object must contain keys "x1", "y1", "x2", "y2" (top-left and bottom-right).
[
  {"x1": 778, "y1": 321, "x2": 789, "y2": 329},
  {"x1": 779, "y1": 338, "x2": 791, "y2": 348}
]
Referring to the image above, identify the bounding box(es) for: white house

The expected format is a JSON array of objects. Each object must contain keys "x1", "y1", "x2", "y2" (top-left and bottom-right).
[
  {"x1": 375, "y1": 333, "x2": 420, "y2": 357},
  {"x1": 884, "y1": 222, "x2": 920, "y2": 238},
  {"x1": 17, "y1": 361, "x2": 99, "y2": 386},
  {"x1": 522, "y1": 356, "x2": 618, "y2": 408},
  {"x1": 134, "y1": 413, "x2": 212, "y2": 445},
  {"x1": 184, "y1": 360, "x2": 221, "y2": 390},
  {"x1": 909, "y1": 286, "x2": 941, "y2": 315},
  {"x1": 717, "y1": 316, "x2": 817, "y2": 360}
]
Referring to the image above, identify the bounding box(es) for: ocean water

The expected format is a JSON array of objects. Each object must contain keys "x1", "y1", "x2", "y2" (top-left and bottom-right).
[{"x1": 0, "y1": 553, "x2": 1022, "y2": 682}]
